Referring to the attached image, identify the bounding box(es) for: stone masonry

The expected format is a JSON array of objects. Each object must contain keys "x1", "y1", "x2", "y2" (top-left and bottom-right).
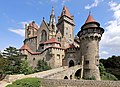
[{"x1": 20, "y1": 6, "x2": 104, "y2": 80}]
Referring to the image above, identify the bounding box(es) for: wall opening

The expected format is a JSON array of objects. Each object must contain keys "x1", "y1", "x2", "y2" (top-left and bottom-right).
[
  {"x1": 75, "y1": 69, "x2": 81, "y2": 79},
  {"x1": 69, "y1": 60, "x2": 74, "y2": 67},
  {"x1": 64, "y1": 76, "x2": 68, "y2": 79},
  {"x1": 41, "y1": 30, "x2": 47, "y2": 42},
  {"x1": 70, "y1": 75, "x2": 72, "y2": 79}
]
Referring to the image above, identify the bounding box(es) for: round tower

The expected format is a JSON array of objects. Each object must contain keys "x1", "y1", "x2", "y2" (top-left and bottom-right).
[{"x1": 77, "y1": 13, "x2": 104, "y2": 80}]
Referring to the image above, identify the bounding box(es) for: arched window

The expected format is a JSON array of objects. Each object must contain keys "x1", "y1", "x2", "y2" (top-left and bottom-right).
[
  {"x1": 64, "y1": 76, "x2": 68, "y2": 79},
  {"x1": 69, "y1": 60, "x2": 74, "y2": 67},
  {"x1": 41, "y1": 30, "x2": 47, "y2": 42}
]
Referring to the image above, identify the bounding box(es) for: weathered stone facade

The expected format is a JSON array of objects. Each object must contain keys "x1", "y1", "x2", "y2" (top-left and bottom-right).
[{"x1": 20, "y1": 6, "x2": 104, "y2": 80}]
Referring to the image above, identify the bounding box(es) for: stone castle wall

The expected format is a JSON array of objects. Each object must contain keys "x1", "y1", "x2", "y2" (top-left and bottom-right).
[{"x1": 41, "y1": 79, "x2": 120, "y2": 87}]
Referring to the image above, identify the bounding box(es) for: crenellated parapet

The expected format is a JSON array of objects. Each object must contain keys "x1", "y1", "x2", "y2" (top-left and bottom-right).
[{"x1": 77, "y1": 13, "x2": 104, "y2": 80}]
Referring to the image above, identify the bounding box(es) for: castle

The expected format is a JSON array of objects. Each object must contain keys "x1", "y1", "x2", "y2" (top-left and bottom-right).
[{"x1": 20, "y1": 6, "x2": 104, "y2": 80}]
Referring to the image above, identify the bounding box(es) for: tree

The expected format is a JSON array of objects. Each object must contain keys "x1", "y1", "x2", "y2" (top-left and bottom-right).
[
  {"x1": 19, "y1": 60, "x2": 33, "y2": 75},
  {"x1": 2, "y1": 46, "x2": 22, "y2": 74},
  {"x1": 100, "y1": 56, "x2": 120, "y2": 80},
  {"x1": 99, "y1": 62, "x2": 118, "y2": 80},
  {"x1": 37, "y1": 59, "x2": 51, "y2": 72},
  {"x1": 3, "y1": 46, "x2": 20, "y2": 58}
]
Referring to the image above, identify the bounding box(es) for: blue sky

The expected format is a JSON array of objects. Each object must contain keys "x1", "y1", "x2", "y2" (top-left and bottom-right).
[{"x1": 0, "y1": 0, "x2": 120, "y2": 58}]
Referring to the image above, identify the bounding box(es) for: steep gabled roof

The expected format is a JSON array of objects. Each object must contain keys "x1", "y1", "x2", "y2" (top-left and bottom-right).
[
  {"x1": 85, "y1": 14, "x2": 96, "y2": 23},
  {"x1": 44, "y1": 38, "x2": 60, "y2": 44},
  {"x1": 68, "y1": 44, "x2": 76, "y2": 48},
  {"x1": 20, "y1": 44, "x2": 30, "y2": 50},
  {"x1": 39, "y1": 19, "x2": 50, "y2": 31},
  {"x1": 20, "y1": 44, "x2": 41, "y2": 55},
  {"x1": 29, "y1": 21, "x2": 39, "y2": 30},
  {"x1": 61, "y1": 6, "x2": 71, "y2": 18}
]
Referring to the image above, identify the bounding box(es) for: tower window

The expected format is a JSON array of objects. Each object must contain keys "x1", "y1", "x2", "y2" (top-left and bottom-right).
[
  {"x1": 57, "y1": 54, "x2": 60, "y2": 59},
  {"x1": 58, "y1": 37, "x2": 61, "y2": 42},
  {"x1": 85, "y1": 60, "x2": 89, "y2": 64},
  {"x1": 28, "y1": 30, "x2": 31, "y2": 35},
  {"x1": 41, "y1": 30, "x2": 47, "y2": 42}
]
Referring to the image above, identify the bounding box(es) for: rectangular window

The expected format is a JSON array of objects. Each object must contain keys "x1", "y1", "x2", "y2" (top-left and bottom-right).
[
  {"x1": 57, "y1": 54, "x2": 60, "y2": 59},
  {"x1": 85, "y1": 60, "x2": 89, "y2": 64}
]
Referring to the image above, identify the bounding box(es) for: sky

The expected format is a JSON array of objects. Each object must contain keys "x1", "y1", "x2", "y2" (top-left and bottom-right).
[{"x1": 0, "y1": 0, "x2": 120, "y2": 59}]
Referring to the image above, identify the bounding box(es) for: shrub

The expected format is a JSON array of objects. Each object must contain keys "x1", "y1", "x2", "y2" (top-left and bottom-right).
[
  {"x1": 101, "y1": 73, "x2": 118, "y2": 81},
  {"x1": 6, "y1": 78, "x2": 41, "y2": 87},
  {"x1": 84, "y1": 76, "x2": 96, "y2": 80}
]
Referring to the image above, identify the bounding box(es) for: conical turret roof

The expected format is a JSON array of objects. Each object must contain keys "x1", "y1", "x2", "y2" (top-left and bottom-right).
[
  {"x1": 61, "y1": 6, "x2": 71, "y2": 18},
  {"x1": 85, "y1": 13, "x2": 96, "y2": 23}
]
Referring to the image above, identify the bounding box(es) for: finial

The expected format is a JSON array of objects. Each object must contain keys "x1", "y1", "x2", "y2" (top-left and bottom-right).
[
  {"x1": 32, "y1": 21, "x2": 35, "y2": 23},
  {"x1": 43, "y1": 17, "x2": 45, "y2": 20},
  {"x1": 51, "y1": 6, "x2": 54, "y2": 15},
  {"x1": 89, "y1": 11, "x2": 91, "y2": 15}
]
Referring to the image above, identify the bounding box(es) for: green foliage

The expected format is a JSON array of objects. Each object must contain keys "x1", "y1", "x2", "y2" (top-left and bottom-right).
[
  {"x1": 99, "y1": 63, "x2": 118, "y2": 80},
  {"x1": 100, "y1": 55, "x2": 120, "y2": 80},
  {"x1": 0, "y1": 57, "x2": 9, "y2": 74},
  {"x1": 0, "y1": 46, "x2": 34, "y2": 76},
  {"x1": 3, "y1": 46, "x2": 20, "y2": 58},
  {"x1": 101, "y1": 73, "x2": 118, "y2": 81},
  {"x1": 84, "y1": 76, "x2": 96, "y2": 80},
  {"x1": 2, "y1": 46, "x2": 22, "y2": 74},
  {"x1": 19, "y1": 60, "x2": 33, "y2": 75},
  {"x1": 99, "y1": 63, "x2": 106, "y2": 76},
  {"x1": 37, "y1": 59, "x2": 51, "y2": 72},
  {"x1": 6, "y1": 78, "x2": 41, "y2": 87}
]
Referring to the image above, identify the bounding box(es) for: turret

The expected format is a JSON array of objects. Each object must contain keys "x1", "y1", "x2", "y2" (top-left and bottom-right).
[
  {"x1": 77, "y1": 13, "x2": 104, "y2": 80},
  {"x1": 49, "y1": 7, "x2": 57, "y2": 32},
  {"x1": 57, "y1": 6, "x2": 75, "y2": 48},
  {"x1": 25, "y1": 21, "x2": 38, "y2": 39}
]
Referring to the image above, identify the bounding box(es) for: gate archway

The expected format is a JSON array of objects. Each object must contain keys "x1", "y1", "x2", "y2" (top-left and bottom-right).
[
  {"x1": 69, "y1": 60, "x2": 74, "y2": 67},
  {"x1": 75, "y1": 69, "x2": 81, "y2": 79}
]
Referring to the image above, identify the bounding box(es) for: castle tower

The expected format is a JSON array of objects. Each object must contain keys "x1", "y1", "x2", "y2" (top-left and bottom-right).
[
  {"x1": 77, "y1": 13, "x2": 104, "y2": 80},
  {"x1": 57, "y1": 6, "x2": 75, "y2": 48},
  {"x1": 49, "y1": 7, "x2": 57, "y2": 32},
  {"x1": 24, "y1": 21, "x2": 38, "y2": 52}
]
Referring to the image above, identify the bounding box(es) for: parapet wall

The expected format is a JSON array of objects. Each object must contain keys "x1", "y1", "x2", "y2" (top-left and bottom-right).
[{"x1": 41, "y1": 79, "x2": 120, "y2": 87}]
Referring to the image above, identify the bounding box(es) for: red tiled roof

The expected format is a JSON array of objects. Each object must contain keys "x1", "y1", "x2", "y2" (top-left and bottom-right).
[
  {"x1": 44, "y1": 38, "x2": 60, "y2": 44},
  {"x1": 68, "y1": 44, "x2": 76, "y2": 48},
  {"x1": 20, "y1": 44, "x2": 30, "y2": 50},
  {"x1": 85, "y1": 14, "x2": 96, "y2": 23},
  {"x1": 29, "y1": 21, "x2": 39, "y2": 30},
  {"x1": 20, "y1": 44, "x2": 64, "y2": 55},
  {"x1": 20, "y1": 44, "x2": 41, "y2": 54},
  {"x1": 61, "y1": 6, "x2": 71, "y2": 18}
]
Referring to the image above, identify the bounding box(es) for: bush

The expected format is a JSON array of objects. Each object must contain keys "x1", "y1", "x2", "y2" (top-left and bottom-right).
[
  {"x1": 84, "y1": 76, "x2": 96, "y2": 80},
  {"x1": 37, "y1": 59, "x2": 51, "y2": 72},
  {"x1": 99, "y1": 63, "x2": 118, "y2": 81},
  {"x1": 6, "y1": 78, "x2": 41, "y2": 87},
  {"x1": 101, "y1": 73, "x2": 118, "y2": 81}
]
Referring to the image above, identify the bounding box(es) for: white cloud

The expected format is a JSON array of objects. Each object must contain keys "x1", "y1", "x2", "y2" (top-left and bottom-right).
[
  {"x1": 101, "y1": 51, "x2": 109, "y2": 55},
  {"x1": 62, "y1": 0, "x2": 70, "y2": 6},
  {"x1": 100, "y1": 0, "x2": 120, "y2": 58},
  {"x1": 85, "y1": 0, "x2": 103, "y2": 10},
  {"x1": 9, "y1": 29, "x2": 25, "y2": 37}
]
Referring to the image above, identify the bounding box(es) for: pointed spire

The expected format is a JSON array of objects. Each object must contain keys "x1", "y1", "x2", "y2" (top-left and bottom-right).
[
  {"x1": 51, "y1": 6, "x2": 55, "y2": 15},
  {"x1": 49, "y1": 6, "x2": 57, "y2": 31},
  {"x1": 61, "y1": 6, "x2": 71, "y2": 18},
  {"x1": 85, "y1": 12, "x2": 96, "y2": 23}
]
